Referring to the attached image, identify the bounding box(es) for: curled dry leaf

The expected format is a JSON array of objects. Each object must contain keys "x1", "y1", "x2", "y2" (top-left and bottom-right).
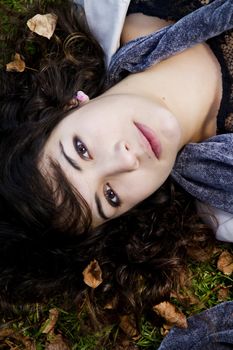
[
  {"x1": 119, "y1": 315, "x2": 140, "y2": 341},
  {"x1": 153, "y1": 301, "x2": 188, "y2": 329},
  {"x1": 0, "y1": 328, "x2": 36, "y2": 350},
  {"x1": 6, "y1": 53, "x2": 26, "y2": 72},
  {"x1": 42, "y1": 308, "x2": 59, "y2": 335},
  {"x1": 217, "y1": 251, "x2": 233, "y2": 275},
  {"x1": 27, "y1": 13, "x2": 58, "y2": 39},
  {"x1": 82, "y1": 259, "x2": 103, "y2": 288},
  {"x1": 45, "y1": 334, "x2": 70, "y2": 350}
]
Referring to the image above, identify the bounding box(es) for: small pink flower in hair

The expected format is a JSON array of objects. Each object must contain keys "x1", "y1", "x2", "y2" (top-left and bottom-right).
[
  {"x1": 64, "y1": 91, "x2": 90, "y2": 111},
  {"x1": 75, "y1": 91, "x2": 90, "y2": 104}
]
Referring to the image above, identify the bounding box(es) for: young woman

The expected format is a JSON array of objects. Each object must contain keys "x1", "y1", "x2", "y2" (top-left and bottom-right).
[
  {"x1": 0, "y1": 0, "x2": 232, "y2": 324},
  {"x1": 41, "y1": 0, "x2": 233, "y2": 231}
]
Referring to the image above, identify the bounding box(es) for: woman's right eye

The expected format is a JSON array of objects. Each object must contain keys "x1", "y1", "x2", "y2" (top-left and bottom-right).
[
  {"x1": 104, "y1": 183, "x2": 121, "y2": 208},
  {"x1": 73, "y1": 137, "x2": 92, "y2": 160}
]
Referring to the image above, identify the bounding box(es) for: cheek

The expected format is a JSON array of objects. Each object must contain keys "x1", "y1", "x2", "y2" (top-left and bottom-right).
[
  {"x1": 120, "y1": 173, "x2": 157, "y2": 208},
  {"x1": 123, "y1": 166, "x2": 172, "y2": 205}
]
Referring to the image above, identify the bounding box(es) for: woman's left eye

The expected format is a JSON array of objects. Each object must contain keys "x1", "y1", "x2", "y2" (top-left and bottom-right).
[
  {"x1": 73, "y1": 137, "x2": 91, "y2": 160},
  {"x1": 104, "y1": 183, "x2": 121, "y2": 208}
]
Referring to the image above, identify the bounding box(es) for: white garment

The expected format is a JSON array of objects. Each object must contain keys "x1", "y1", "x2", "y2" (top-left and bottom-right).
[
  {"x1": 196, "y1": 201, "x2": 233, "y2": 242},
  {"x1": 74, "y1": 0, "x2": 130, "y2": 65}
]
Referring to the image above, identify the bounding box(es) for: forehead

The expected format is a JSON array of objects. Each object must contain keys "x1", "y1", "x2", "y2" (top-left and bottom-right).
[
  {"x1": 55, "y1": 94, "x2": 136, "y2": 135},
  {"x1": 71, "y1": 93, "x2": 139, "y2": 117}
]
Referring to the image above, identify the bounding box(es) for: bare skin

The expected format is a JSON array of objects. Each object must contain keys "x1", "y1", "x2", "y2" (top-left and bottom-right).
[
  {"x1": 120, "y1": 13, "x2": 222, "y2": 143},
  {"x1": 42, "y1": 13, "x2": 223, "y2": 227}
]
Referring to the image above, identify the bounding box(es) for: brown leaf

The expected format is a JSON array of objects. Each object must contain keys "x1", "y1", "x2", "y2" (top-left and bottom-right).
[
  {"x1": 6, "y1": 53, "x2": 26, "y2": 72},
  {"x1": 45, "y1": 334, "x2": 70, "y2": 350},
  {"x1": 153, "y1": 301, "x2": 188, "y2": 329},
  {"x1": 217, "y1": 286, "x2": 230, "y2": 301},
  {"x1": 217, "y1": 251, "x2": 233, "y2": 275},
  {"x1": 119, "y1": 315, "x2": 140, "y2": 340},
  {"x1": 27, "y1": 13, "x2": 58, "y2": 39},
  {"x1": 42, "y1": 308, "x2": 59, "y2": 334},
  {"x1": 82, "y1": 260, "x2": 103, "y2": 288},
  {"x1": 0, "y1": 328, "x2": 36, "y2": 350}
]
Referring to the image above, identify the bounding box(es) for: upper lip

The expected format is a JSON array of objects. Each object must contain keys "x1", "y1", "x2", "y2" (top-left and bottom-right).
[{"x1": 134, "y1": 122, "x2": 161, "y2": 159}]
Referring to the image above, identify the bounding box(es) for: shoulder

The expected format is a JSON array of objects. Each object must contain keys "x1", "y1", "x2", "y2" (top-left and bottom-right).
[{"x1": 121, "y1": 13, "x2": 174, "y2": 45}]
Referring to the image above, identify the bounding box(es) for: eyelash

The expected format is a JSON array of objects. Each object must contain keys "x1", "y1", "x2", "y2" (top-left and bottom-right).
[
  {"x1": 73, "y1": 136, "x2": 92, "y2": 160},
  {"x1": 73, "y1": 137, "x2": 121, "y2": 208},
  {"x1": 104, "y1": 183, "x2": 121, "y2": 208}
]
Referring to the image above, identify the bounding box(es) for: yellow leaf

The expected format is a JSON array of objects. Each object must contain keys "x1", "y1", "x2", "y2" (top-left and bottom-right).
[
  {"x1": 27, "y1": 13, "x2": 58, "y2": 39},
  {"x1": 82, "y1": 259, "x2": 103, "y2": 288},
  {"x1": 6, "y1": 53, "x2": 26, "y2": 72},
  {"x1": 41, "y1": 308, "x2": 59, "y2": 335}
]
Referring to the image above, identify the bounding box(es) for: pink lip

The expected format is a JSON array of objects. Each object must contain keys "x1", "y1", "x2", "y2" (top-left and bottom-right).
[{"x1": 134, "y1": 122, "x2": 161, "y2": 159}]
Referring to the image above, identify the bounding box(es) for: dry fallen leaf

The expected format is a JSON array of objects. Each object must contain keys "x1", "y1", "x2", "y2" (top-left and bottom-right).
[
  {"x1": 119, "y1": 315, "x2": 140, "y2": 341},
  {"x1": 82, "y1": 259, "x2": 103, "y2": 288},
  {"x1": 0, "y1": 328, "x2": 36, "y2": 350},
  {"x1": 217, "y1": 286, "x2": 230, "y2": 301},
  {"x1": 153, "y1": 301, "x2": 188, "y2": 329},
  {"x1": 27, "y1": 13, "x2": 58, "y2": 39},
  {"x1": 42, "y1": 308, "x2": 59, "y2": 335},
  {"x1": 6, "y1": 53, "x2": 26, "y2": 72},
  {"x1": 45, "y1": 334, "x2": 70, "y2": 350},
  {"x1": 217, "y1": 251, "x2": 233, "y2": 275}
]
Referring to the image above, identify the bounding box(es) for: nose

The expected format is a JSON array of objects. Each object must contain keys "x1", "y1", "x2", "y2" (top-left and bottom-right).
[{"x1": 112, "y1": 140, "x2": 139, "y2": 173}]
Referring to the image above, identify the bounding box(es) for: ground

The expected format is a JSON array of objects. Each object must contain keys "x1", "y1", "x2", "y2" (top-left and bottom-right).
[{"x1": 0, "y1": 1, "x2": 233, "y2": 349}]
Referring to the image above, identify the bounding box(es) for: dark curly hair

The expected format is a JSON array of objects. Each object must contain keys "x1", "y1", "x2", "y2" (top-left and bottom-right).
[{"x1": 0, "y1": 0, "x2": 215, "y2": 325}]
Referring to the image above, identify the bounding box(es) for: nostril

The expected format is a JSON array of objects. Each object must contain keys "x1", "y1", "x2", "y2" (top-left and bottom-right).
[{"x1": 125, "y1": 143, "x2": 130, "y2": 151}]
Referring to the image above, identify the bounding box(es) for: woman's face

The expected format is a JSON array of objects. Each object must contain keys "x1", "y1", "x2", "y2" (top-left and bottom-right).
[{"x1": 42, "y1": 94, "x2": 181, "y2": 227}]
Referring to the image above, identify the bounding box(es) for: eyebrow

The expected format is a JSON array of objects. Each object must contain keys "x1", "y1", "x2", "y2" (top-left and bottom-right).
[
  {"x1": 59, "y1": 141, "x2": 109, "y2": 221},
  {"x1": 59, "y1": 141, "x2": 82, "y2": 171}
]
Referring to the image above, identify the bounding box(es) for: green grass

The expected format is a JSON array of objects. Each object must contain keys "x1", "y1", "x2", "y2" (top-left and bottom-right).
[
  {"x1": 0, "y1": 246, "x2": 232, "y2": 349},
  {"x1": 0, "y1": 1, "x2": 233, "y2": 348}
]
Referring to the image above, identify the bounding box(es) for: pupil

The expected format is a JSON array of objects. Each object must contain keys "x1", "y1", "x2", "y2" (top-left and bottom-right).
[
  {"x1": 79, "y1": 145, "x2": 85, "y2": 153},
  {"x1": 108, "y1": 189, "x2": 115, "y2": 199}
]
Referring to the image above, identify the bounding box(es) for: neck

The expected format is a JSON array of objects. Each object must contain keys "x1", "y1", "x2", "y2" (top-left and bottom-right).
[{"x1": 104, "y1": 43, "x2": 222, "y2": 149}]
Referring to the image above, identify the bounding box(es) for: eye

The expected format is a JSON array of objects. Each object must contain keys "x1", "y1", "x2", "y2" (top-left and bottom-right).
[
  {"x1": 104, "y1": 183, "x2": 121, "y2": 208},
  {"x1": 73, "y1": 137, "x2": 92, "y2": 160}
]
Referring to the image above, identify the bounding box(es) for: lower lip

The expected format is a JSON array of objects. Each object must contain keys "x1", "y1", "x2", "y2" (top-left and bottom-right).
[{"x1": 134, "y1": 122, "x2": 161, "y2": 159}]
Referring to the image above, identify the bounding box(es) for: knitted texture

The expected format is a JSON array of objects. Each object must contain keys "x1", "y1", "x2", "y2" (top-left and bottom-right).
[
  {"x1": 158, "y1": 302, "x2": 233, "y2": 350},
  {"x1": 107, "y1": 0, "x2": 233, "y2": 86},
  {"x1": 171, "y1": 134, "x2": 233, "y2": 214}
]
